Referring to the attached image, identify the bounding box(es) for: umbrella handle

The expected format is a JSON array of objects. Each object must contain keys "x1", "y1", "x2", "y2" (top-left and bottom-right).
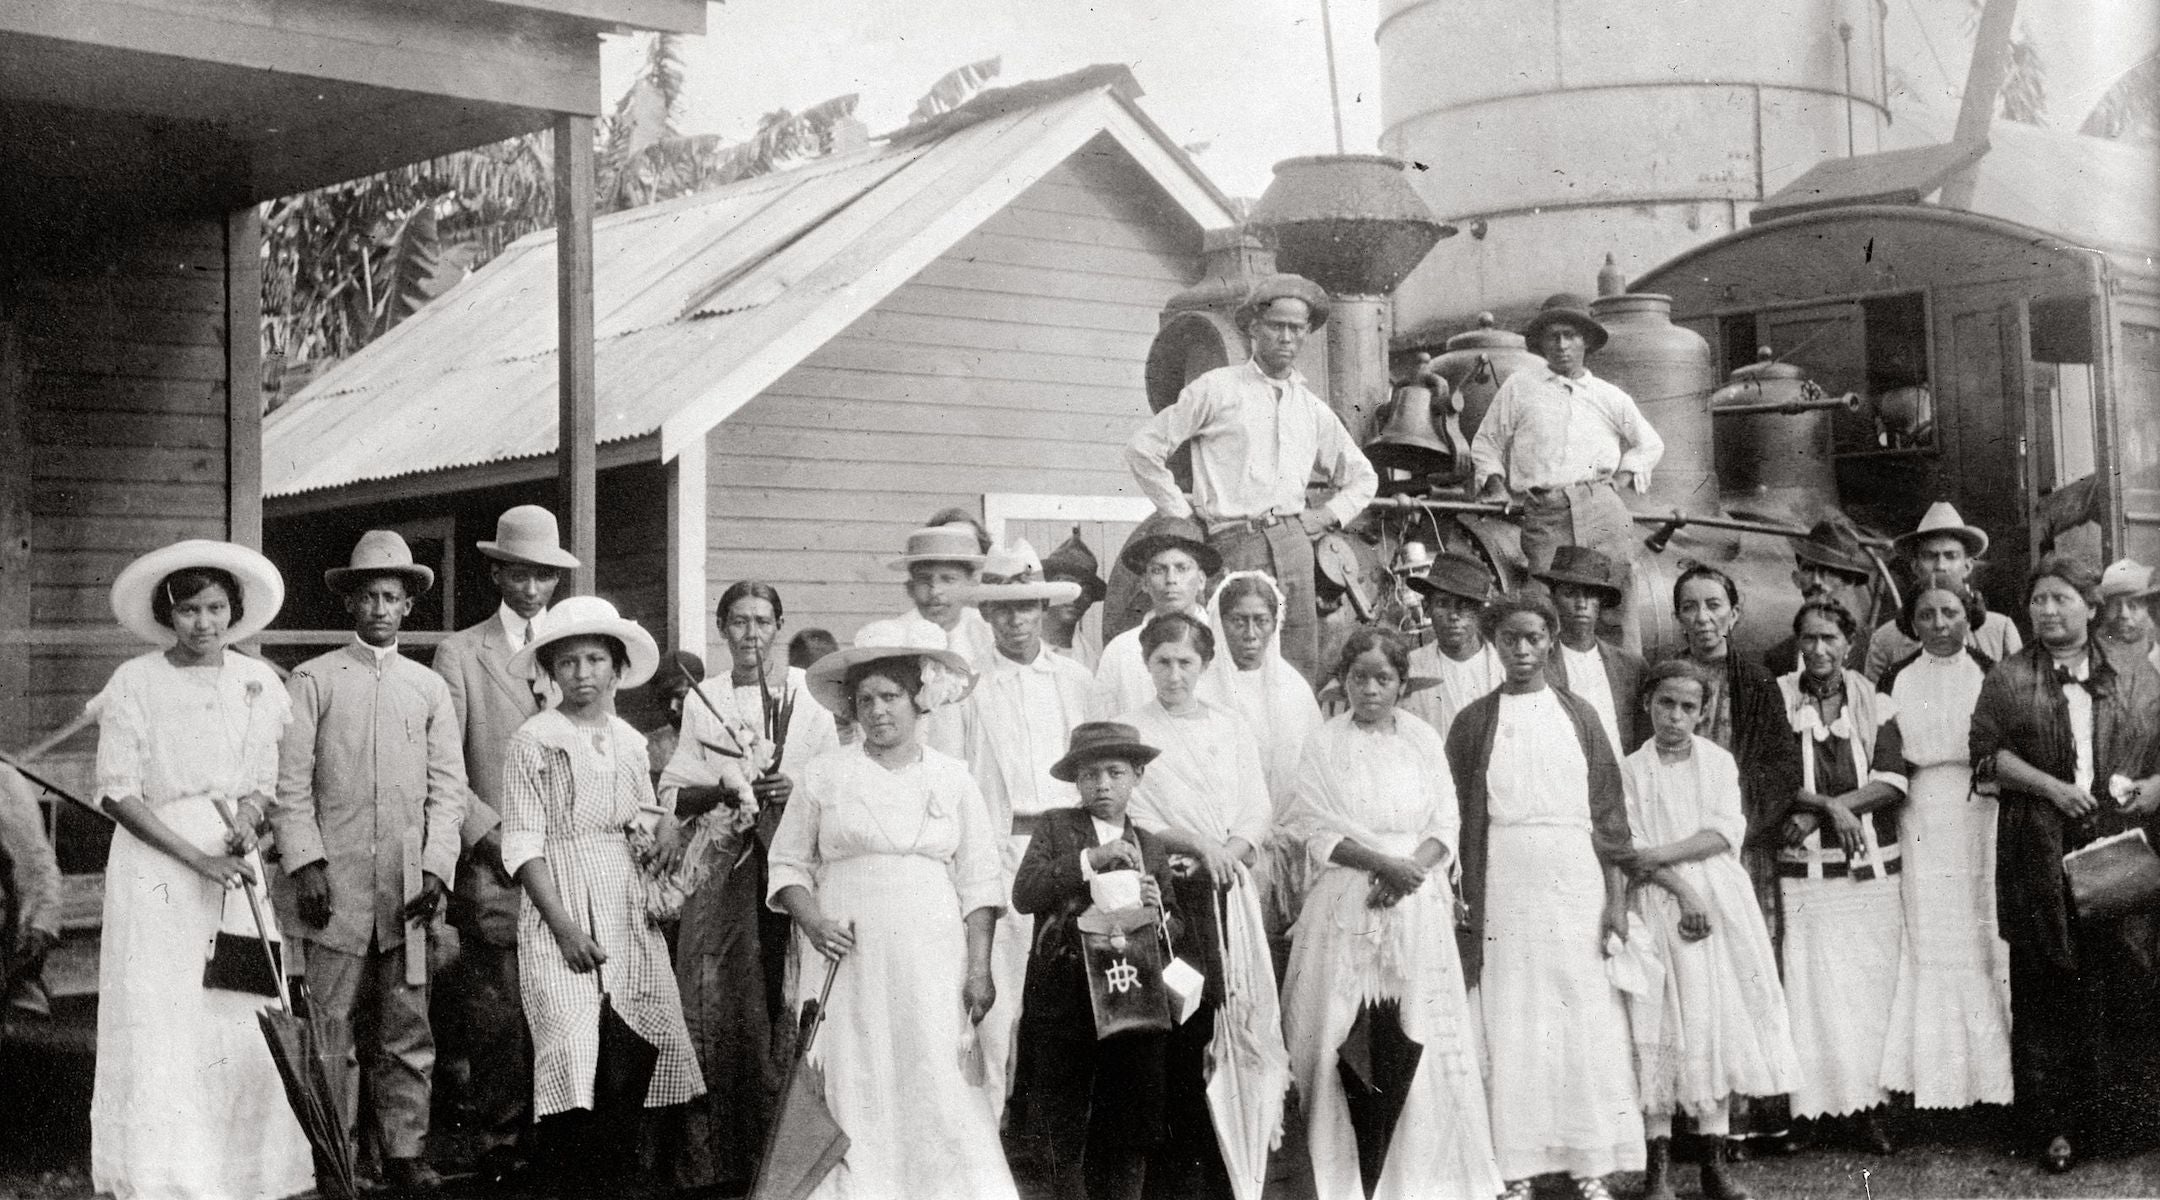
[
  {"x1": 210, "y1": 797, "x2": 294, "y2": 1013},
  {"x1": 799, "y1": 953, "x2": 841, "y2": 1058}
]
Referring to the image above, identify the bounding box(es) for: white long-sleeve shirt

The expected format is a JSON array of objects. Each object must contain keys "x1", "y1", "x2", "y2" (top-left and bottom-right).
[
  {"x1": 1126, "y1": 360, "x2": 1378, "y2": 526},
  {"x1": 1470, "y1": 366, "x2": 1664, "y2": 494}
]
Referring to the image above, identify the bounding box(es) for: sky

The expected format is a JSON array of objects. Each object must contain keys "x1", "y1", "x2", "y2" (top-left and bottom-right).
[
  {"x1": 602, "y1": 0, "x2": 1385, "y2": 199},
  {"x1": 604, "y1": 0, "x2": 2155, "y2": 201}
]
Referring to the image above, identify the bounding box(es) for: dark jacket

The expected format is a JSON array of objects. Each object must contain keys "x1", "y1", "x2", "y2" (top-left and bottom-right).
[
  {"x1": 1972, "y1": 641, "x2": 2160, "y2": 967},
  {"x1": 1010, "y1": 807, "x2": 1179, "y2": 1149},
  {"x1": 1549, "y1": 638, "x2": 1649, "y2": 752},
  {"x1": 1445, "y1": 684, "x2": 1634, "y2": 986}
]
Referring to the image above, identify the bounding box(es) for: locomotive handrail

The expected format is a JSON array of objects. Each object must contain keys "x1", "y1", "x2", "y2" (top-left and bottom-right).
[
  {"x1": 1364, "y1": 494, "x2": 1893, "y2": 551},
  {"x1": 1709, "y1": 391, "x2": 1862, "y2": 418}
]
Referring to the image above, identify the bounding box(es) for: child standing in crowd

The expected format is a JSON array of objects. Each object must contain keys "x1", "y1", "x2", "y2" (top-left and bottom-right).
[
  {"x1": 1621, "y1": 660, "x2": 1800, "y2": 1200},
  {"x1": 1093, "y1": 520, "x2": 1221, "y2": 717},
  {"x1": 1401, "y1": 552, "x2": 1505, "y2": 743}
]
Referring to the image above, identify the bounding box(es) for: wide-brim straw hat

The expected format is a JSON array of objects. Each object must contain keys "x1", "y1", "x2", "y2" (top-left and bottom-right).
[
  {"x1": 110, "y1": 539, "x2": 285, "y2": 648},
  {"x1": 323, "y1": 529, "x2": 435, "y2": 596},
  {"x1": 1405, "y1": 552, "x2": 1496, "y2": 605},
  {"x1": 1522, "y1": 293, "x2": 1609, "y2": 354},
  {"x1": 1891, "y1": 500, "x2": 1989, "y2": 560},
  {"x1": 1531, "y1": 544, "x2": 1625, "y2": 607},
  {"x1": 1116, "y1": 516, "x2": 1223, "y2": 577},
  {"x1": 887, "y1": 526, "x2": 989, "y2": 571},
  {"x1": 478, "y1": 504, "x2": 581, "y2": 570},
  {"x1": 956, "y1": 537, "x2": 1083, "y2": 605},
  {"x1": 507, "y1": 595, "x2": 660, "y2": 689},
  {"x1": 805, "y1": 645, "x2": 977, "y2": 715},
  {"x1": 1048, "y1": 721, "x2": 1162, "y2": 782}
]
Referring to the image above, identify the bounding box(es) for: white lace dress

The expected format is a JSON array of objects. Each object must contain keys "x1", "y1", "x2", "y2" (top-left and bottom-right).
[{"x1": 90, "y1": 652, "x2": 315, "y2": 1200}]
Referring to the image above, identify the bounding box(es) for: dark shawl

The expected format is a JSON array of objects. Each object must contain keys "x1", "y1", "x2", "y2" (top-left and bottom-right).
[
  {"x1": 1972, "y1": 641, "x2": 2160, "y2": 967},
  {"x1": 1445, "y1": 683, "x2": 1634, "y2": 986}
]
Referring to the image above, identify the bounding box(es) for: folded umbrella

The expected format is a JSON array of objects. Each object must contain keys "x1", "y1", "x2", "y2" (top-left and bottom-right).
[
  {"x1": 750, "y1": 956, "x2": 849, "y2": 1200},
  {"x1": 211, "y1": 798, "x2": 359, "y2": 1200},
  {"x1": 1203, "y1": 871, "x2": 1291, "y2": 1200},
  {"x1": 1336, "y1": 1000, "x2": 1423, "y2": 1199},
  {"x1": 587, "y1": 893, "x2": 661, "y2": 1115}
]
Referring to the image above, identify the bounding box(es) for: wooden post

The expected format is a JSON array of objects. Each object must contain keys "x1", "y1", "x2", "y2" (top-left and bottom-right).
[
  {"x1": 0, "y1": 318, "x2": 29, "y2": 746},
  {"x1": 1939, "y1": 0, "x2": 2020, "y2": 210},
  {"x1": 554, "y1": 113, "x2": 598, "y2": 595},
  {"x1": 226, "y1": 208, "x2": 265, "y2": 550}
]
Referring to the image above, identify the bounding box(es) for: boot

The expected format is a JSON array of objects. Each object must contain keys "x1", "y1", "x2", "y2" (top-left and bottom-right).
[
  {"x1": 1641, "y1": 1138, "x2": 1678, "y2": 1200},
  {"x1": 1700, "y1": 1138, "x2": 1754, "y2": 1200}
]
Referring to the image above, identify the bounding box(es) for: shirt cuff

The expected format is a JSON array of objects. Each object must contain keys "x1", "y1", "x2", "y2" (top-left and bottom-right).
[{"x1": 1079, "y1": 850, "x2": 1097, "y2": 881}]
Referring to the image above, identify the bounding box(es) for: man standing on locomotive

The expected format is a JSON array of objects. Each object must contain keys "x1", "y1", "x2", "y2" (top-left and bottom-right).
[
  {"x1": 1471, "y1": 295, "x2": 1664, "y2": 648},
  {"x1": 1126, "y1": 273, "x2": 1378, "y2": 683}
]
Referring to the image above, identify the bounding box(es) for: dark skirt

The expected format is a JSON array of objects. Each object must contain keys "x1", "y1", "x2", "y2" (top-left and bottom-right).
[
  {"x1": 2007, "y1": 907, "x2": 2160, "y2": 1153},
  {"x1": 667, "y1": 840, "x2": 776, "y2": 1190}
]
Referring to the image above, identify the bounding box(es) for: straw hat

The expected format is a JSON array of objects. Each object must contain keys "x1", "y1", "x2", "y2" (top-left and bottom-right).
[
  {"x1": 804, "y1": 645, "x2": 976, "y2": 715},
  {"x1": 1405, "y1": 552, "x2": 1496, "y2": 605},
  {"x1": 110, "y1": 539, "x2": 286, "y2": 648},
  {"x1": 1048, "y1": 721, "x2": 1162, "y2": 782},
  {"x1": 477, "y1": 505, "x2": 581, "y2": 570},
  {"x1": 507, "y1": 595, "x2": 660, "y2": 688},
  {"x1": 1892, "y1": 501, "x2": 1989, "y2": 560},
  {"x1": 956, "y1": 538, "x2": 1083, "y2": 605},
  {"x1": 1522, "y1": 293, "x2": 1609, "y2": 354},
  {"x1": 1116, "y1": 516, "x2": 1223, "y2": 577},
  {"x1": 2100, "y1": 558, "x2": 2158, "y2": 601},
  {"x1": 323, "y1": 530, "x2": 435, "y2": 596},
  {"x1": 886, "y1": 526, "x2": 989, "y2": 571},
  {"x1": 1532, "y1": 545, "x2": 1625, "y2": 608}
]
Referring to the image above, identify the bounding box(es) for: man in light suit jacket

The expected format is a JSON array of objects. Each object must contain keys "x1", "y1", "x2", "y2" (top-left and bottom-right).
[
  {"x1": 274, "y1": 531, "x2": 466, "y2": 1193},
  {"x1": 1538, "y1": 545, "x2": 1647, "y2": 757},
  {"x1": 429, "y1": 505, "x2": 577, "y2": 1185}
]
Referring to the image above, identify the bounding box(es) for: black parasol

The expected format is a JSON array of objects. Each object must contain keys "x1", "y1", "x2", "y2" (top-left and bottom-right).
[{"x1": 748, "y1": 955, "x2": 848, "y2": 1200}]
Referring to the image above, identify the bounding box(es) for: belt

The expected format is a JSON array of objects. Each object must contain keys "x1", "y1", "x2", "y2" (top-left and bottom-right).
[
  {"x1": 1205, "y1": 511, "x2": 1296, "y2": 534},
  {"x1": 1776, "y1": 855, "x2": 1901, "y2": 880},
  {"x1": 1522, "y1": 476, "x2": 1614, "y2": 501}
]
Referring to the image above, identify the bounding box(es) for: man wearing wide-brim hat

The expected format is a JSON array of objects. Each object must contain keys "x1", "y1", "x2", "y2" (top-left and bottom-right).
[
  {"x1": 1092, "y1": 517, "x2": 1225, "y2": 718},
  {"x1": 1863, "y1": 501, "x2": 2022, "y2": 681},
  {"x1": 272, "y1": 530, "x2": 467, "y2": 1193},
  {"x1": 1537, "y1": 545, "x2": 1647, "y2": 756},
  {"x1": 855, "y1": 524, "x2": 999, "y2": 757},
  {"x1": 1763, "y1": 519, "x2": 1880, "y2": 675},
  {"x1": 1470, "y1": 293, "x2": 1665, "y2": 651},
  {"x1": 1126, "y1": 272, "x2": 1379, "y2": 683},
  {"x1": 430, "y1": 503, "x2": 581, "y2": 1184},
  {"x1": 1402, "y1": 551, "x2": 1506, "y2": 742},
  {"x1": 950, "y1": 539, "x2": 1097, "y2": 1124}
]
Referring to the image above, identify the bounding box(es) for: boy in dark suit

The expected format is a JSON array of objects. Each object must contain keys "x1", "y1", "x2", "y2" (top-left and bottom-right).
[{"x1": 1011, "y1": 722, "x2": 1182, "y2": 1200}]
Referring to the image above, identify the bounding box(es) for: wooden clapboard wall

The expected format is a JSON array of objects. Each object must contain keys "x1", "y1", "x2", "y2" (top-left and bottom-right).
[
  {"x1": 702, "y1": 140, "x2": 1203, "y2": 648},
  {"x1": 3, "y1": 216, "x2": 236, "y2": 846}
]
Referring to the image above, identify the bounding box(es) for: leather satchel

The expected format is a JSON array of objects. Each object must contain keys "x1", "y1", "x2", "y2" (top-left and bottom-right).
[
  {"x1": 1077, "y1": 905, "x2": 1173, "y2": 1041},
  {"x1": 2065, "y1": 827, "x2": 2160, "y2": 920}
]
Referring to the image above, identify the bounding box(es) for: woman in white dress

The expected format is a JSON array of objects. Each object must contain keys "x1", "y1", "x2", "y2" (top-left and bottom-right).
[
  {"x1": 1620, "y1": 659, "x2": 1800, "y2": 1200},
  {"x1": 1876, "y1": 583, "x2": 2014, "y2": 1109},
  {"x1": 1117, "y1": 612, "x2": 1286, "y2": 1200},
  {"x1": 1200, "y1": 571, "x2": 1324, "y2": 937},
  {"x1": 502, "y1": 597, "x2": 704, "y2": 1187},
  {"x1": 1281, "y1": 628, "x2": 1502, "y2": 1200},
  {"x1": 768, "y1": 645, "x2": 1017, "y2": 1200},
  {"x1": 1773, "y1": 600, "x2": 1908, "y2": 1152},
  {"x1": 1445, "y1": 593, "x2": 1643, "y2": 1200},
  {"x1": 90, "y1": 540, "x2": 315, "y2": 1200},
  {"x1": 658, "y1": 581, "x2": 841, "y2": 1192}
]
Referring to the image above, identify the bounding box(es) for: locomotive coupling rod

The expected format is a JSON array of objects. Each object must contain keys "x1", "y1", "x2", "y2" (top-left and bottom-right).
[{"x1": 1709, "y1": 391, "x2": 1862, "y2": 418}]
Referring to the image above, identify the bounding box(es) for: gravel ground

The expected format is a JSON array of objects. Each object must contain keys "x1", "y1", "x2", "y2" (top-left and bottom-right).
[{"x1": 8, "y1": 1011, "x2": 2156, "y2": 1200}]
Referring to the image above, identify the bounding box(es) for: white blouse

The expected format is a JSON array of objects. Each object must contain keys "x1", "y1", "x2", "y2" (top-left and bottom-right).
[{"x1": 1485, "y1": 689, "x2": 1593, "y2": 828}]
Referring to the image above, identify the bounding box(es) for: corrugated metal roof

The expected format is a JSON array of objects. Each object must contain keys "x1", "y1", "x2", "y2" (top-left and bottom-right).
[{"x1": 265, "y1": 78, "x2": 1233, "y2": 499}]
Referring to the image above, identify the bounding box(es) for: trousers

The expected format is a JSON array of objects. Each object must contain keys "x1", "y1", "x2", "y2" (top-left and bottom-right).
[
  {"x1": 306, "y1": 938, "x2": 436, "y2": 1160},
  {"x1": 1207, "y1": 519, "x2": 1319, "y2": 683}
]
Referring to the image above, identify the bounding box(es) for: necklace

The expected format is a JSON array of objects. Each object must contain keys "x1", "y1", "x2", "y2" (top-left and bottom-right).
[{"x1": 857, "y1": 751, "x2": 933, "y2": 852}]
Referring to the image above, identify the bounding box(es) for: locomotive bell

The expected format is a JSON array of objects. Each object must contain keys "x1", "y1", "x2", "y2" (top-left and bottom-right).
[
  {"x1": 1362, "y1": 383, "x2": 1453, "y2": 484},
  {"x1": 1424, "y1": 312, "x2": 1544, "y2": 442}
]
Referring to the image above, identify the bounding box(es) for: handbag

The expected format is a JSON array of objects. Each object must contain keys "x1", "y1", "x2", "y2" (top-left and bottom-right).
[
  {"x1": 1076, "y1": 905, "x2": 1174, "y2": 1040},
  {"x1": 2065, "y1": 827, "x2": 2160, "y2": 920},
  {"x1": 203, "y1": 854, "x2": 283, "y2": 997}
]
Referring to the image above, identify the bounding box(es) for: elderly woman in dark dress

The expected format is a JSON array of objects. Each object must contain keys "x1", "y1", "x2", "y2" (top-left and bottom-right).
[{"x1": 1972, "y1": 554, "x2": 2160, "y2": 1173}]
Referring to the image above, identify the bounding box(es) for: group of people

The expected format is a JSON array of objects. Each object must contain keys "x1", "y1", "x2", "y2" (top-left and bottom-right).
[{"x1": 48, "y1": 264, "x2": 2160, "y2": 1200}]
